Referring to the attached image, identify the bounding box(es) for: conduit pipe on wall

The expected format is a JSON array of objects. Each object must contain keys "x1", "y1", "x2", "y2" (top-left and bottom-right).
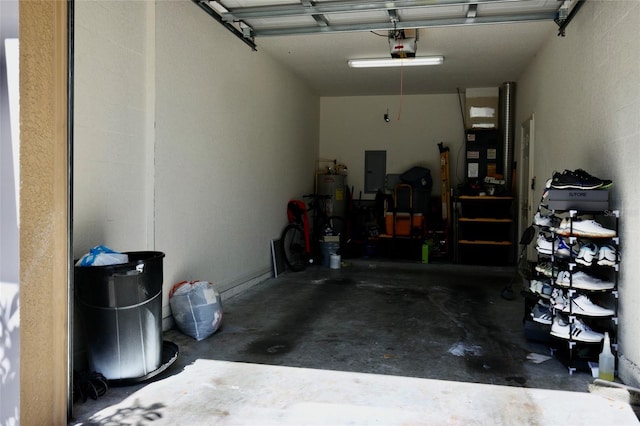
[{"x1": 500, "y1": 82, "x2": 516, "y2": 192}]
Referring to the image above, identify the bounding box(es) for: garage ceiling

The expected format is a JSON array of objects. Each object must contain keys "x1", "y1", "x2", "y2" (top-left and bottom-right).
[{"x1": 196, "y1": 0, "x2": 579, "y2": 96}]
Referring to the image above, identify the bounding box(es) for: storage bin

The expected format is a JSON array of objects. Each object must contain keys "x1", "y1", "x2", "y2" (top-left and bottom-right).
[{"x1": 385, "y1": 212, "x2": 423, "y2": 236}]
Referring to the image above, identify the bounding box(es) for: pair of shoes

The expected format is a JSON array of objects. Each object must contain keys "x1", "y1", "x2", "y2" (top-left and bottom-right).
[
  {"x1": 575, "y1": 242, "x2": 598, "y2": 266},
  {"x1": 530, "y1": 300, "x2": 553, "y2": 325},
  {"x1": 535, "y1": 234, "x2": 577, "y2": 258},
  {"x1": 555, "y1": 270, "x2": 615, "y2": 291},
  {"x1": 576, "y1": 242, "x2": 620, "y2": 266},
  {"x1": 535, "y1": 262, "x2": 559, "y2": 278},
  {"x1": 550, "y1": 316, "x2": 604, "y2": 342},
  {"x1": 553, "y1": 291, "x2": 614, "y2": 317},
  {"x1": 552, "y1": 218, "x2": 616, "y2": 238},
  {"x1": 530, "y1": 279, "x2": 552, "y2": 298},
  {"x1": 596, "y1": 244, "x2": 619, "y2": 266},
  {"x1": 550, "y1": 169, "x2": 613, "y2": 190}
]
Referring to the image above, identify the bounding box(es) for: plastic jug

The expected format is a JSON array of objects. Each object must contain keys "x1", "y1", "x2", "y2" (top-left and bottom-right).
[{"x1": 598, "y1": 332, "x2": 615, "y2": 381}]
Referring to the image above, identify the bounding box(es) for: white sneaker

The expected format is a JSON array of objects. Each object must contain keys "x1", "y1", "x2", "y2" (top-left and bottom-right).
[
  {"x1": 550, "y1": 288, "x2": 567, "y2": 310},
  {"x1": 539, "y1": 179, "x2": 553, "y2": 208},
  {"x1": 554, "y1": 219, "x2": 616, "y2": 238},
  {"x1": 533, "y1": 212, "x2": 555, "y2": 228},
  {"x1": 562, "y1": 294, "x2": 614, "y2": 317},
  {"x1": 597, "y1": 245, "x2": 619, "y2": 266},
  {"x1": 550, "y1": 317, "x2": 604, "y2": 343},
  {"x1": 536, "y1": 235, "x2": 575, "y2": 257},
  {"x1": 575, "y1": 242, "x2": 599, "y2": 266},
  {"x1": 529, "y1": 280, "x2": 552, "y2": 298},
  {"x1": 535, "y1": 234, "x2": 555, "y2": 255},
  {"x1": 555, "y1": 271, "x2": 615, "y2": 291},
  {"x1": 551, "y1": 218, "x2": 570, "y2": 234},
  {"x1": 556, "y1": 237, "x2": 577, "y2": 258}
]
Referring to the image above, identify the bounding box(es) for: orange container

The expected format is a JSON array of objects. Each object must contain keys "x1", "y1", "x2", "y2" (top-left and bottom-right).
[{"x1": 385, "y1": 213, "x2": 423, "y2": 236}]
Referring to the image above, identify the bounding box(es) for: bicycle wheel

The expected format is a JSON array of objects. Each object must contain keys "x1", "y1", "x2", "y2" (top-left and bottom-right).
[{"x1": 281, "y1": 224, "x2": 308, "y2": 272}]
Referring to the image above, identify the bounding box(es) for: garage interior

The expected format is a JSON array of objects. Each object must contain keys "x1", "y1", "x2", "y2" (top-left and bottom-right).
[{"x1": 6, "y1": 0, "x2": 640, "y2": 424}]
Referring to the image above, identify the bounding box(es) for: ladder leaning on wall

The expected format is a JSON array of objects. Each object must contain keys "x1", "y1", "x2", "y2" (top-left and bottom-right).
[{"x1": 438, "y1": 143, "x2": 451, "y2": 256}]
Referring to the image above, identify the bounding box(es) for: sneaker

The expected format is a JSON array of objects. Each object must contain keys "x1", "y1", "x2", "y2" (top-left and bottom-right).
[
  {"x1": 535, "y1": 234, "x2": 555, "y2": 255},
  {"x1": 531, "y1": 302, "x2": 553, "y2": 325},
  {"x1": 562, "y1": 294, "x2": 614, "y2": 317},
  {"x1": 535, "y1": 262, "x2": 558, "y2": 278},
  {"x1": 540, "y1": 179, "x2": 553, "y2": 208},
  {"x1": 554, "y1": 219, "x2": 616, "y2": 238},
  {"x1": 575, "y1": 242, "x2": 599, "y2": 266},
  {"x1": 536, "y1": 234, "x2": 576, "y2": 258},
  {"x1": 550, "y1": 288, "x2": 567, "y2": 310},
  {"x1": 555, "y1": 271, "x2": 615, "y2": 291},
  {"x1": 550, "y1": 316, "x2": 604, "y2": 343},
  {"x1": 551, "y1": 217, "x2": 571, "y2": 233},
  {"x1": 597, "y1": 245, "x2": 619, "y2": 266},
  {"x1": 533, "y1": 212, "x2": 554, "y2": 228},
  {"x1": 573, "y1": 169, "x2": 613, "y2": 189},
  {"x1": 529, "y1": 280, "x2": 553, "y2": 298},
  {"x1": 556, "y1": 237, "x2": 578, "y2": 258},
  {"x1": 550, "y1": 169, "x2": 607, "y2": 190}
]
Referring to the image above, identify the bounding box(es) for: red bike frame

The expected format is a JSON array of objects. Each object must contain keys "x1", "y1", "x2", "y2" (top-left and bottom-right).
[{"x1": 286, "y1": 199, "x2": 311, "y2": 253}]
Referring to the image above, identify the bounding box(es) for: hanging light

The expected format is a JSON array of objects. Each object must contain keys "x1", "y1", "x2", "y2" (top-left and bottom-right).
[{"x1": 348, "y1": 56, "x2": 444, "y2": 68}]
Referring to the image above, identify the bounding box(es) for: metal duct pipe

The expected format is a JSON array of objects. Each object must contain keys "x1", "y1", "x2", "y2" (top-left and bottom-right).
[{"x1": 500, "y1": 82, "x2": 516, "y2": 192}]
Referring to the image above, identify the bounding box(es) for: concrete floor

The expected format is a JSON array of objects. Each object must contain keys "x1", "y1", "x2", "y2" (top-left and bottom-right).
[{"x1": 70, "y1": 259, "x2": 639, "y2": 424}]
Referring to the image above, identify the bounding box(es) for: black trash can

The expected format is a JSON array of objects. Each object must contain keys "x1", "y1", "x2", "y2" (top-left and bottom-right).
[{"x1": 75, "y1": 251, "x2": 165, "y2": 381}]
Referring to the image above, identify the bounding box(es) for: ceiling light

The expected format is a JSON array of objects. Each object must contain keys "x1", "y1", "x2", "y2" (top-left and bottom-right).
[{"x1": 348, "y1": 56, "x2": 444, "y2": 68}]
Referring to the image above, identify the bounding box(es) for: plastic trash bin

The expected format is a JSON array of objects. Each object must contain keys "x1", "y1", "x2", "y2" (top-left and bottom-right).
[
  {"x1": 321, "y1": 241, "x2": 339, "y2": 268},
  {"x1": 75, "y1": 251, "x2": 165, "y2": 381}
]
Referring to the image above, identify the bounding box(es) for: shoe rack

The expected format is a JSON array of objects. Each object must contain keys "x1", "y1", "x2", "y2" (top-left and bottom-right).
[{"x1": 526, "y1": 194, "x2": 619, "y2": 375}]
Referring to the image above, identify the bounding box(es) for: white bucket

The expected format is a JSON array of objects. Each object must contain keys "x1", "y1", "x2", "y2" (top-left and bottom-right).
[{"x1": 330, "y1": 254, "x2": 341, "y2": 269}]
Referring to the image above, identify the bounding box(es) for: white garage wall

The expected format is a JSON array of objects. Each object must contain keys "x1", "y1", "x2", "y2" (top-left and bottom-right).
[
  {"x1": 74, "y1": 1, "x2": 153, "y2": 255},
  {"x1": 516, "y1": 1, "x2": 640, "y2": 385},
  {"x1": 154, "y1": 1, "x2": 319, "y2": 310},
  {"x1": 74, "y1": 0, "x2": 319, "y2": 329},
  {"x1": 320, "y1": 94, "x2": 466, "y2": 200}
]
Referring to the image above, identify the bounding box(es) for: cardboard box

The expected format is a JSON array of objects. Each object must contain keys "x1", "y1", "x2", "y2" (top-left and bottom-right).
[
  {"x1": 547, "y1": 189, "x2": 609, "y2": 211},
  {"x1": 465, "y1": 88, "x2": 499, "y2": 130}
]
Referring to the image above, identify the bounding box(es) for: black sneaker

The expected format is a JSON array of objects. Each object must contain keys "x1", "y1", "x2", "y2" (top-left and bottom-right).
[
  {"x1": 573, "y1": 169, "x2": 613, "y2": 189},
  {"x1": 550, "y1": 170, "x2": 605, "y2": 190}
]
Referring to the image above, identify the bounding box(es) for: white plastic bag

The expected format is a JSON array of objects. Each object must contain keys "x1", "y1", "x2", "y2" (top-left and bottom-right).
[
  {"x1": 169, "y1": 280, "x2": 223, "y2": 341},
  {"x1": 76, "y1": 245, "x2": 129, "y2": 266}
]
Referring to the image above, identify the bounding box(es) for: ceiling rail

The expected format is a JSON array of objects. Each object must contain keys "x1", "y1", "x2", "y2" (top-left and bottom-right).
[
  {"x1": 252, "y1": 12, "x2": 557, "y2": 37},
  {"x1": 555, "y1": 0, "x2": 586, "y2": 36},
  {"x1": 193, "y1": 0, "x2": 256, "y2": 50},
  {"x1": 221, "y1": 0, "x2": 527, "y2": 21}
]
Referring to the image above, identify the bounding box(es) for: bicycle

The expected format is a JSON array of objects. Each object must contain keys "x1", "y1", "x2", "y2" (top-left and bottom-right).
[{"x1": 281, "y1": 194, "x2": 346, "y2": 272}]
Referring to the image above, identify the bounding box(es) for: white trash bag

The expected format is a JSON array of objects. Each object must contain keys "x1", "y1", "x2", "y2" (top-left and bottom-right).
[{"x1": 169, "y1": 280, "x2": 223, "y2": 341}]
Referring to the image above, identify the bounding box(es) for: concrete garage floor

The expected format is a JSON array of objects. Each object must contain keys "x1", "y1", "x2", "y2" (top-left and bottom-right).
[{"x1": 70, "y1": 259, "x2": 639, "y2": 425}]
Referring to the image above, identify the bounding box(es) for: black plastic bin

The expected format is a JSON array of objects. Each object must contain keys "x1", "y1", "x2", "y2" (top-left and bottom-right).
[{"x1": 75, "y1": 251, "x2": 165, "y2": 381}]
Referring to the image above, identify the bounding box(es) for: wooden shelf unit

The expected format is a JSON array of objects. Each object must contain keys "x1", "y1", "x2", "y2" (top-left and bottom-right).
[{"x1": 455, "y1": 195, "x2": 515, "y2": 264}]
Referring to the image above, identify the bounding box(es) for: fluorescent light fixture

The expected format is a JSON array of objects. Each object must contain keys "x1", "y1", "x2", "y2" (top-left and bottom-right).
[{"x1": 348, "y1": 56, "x2": 444, "y2": 68}]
